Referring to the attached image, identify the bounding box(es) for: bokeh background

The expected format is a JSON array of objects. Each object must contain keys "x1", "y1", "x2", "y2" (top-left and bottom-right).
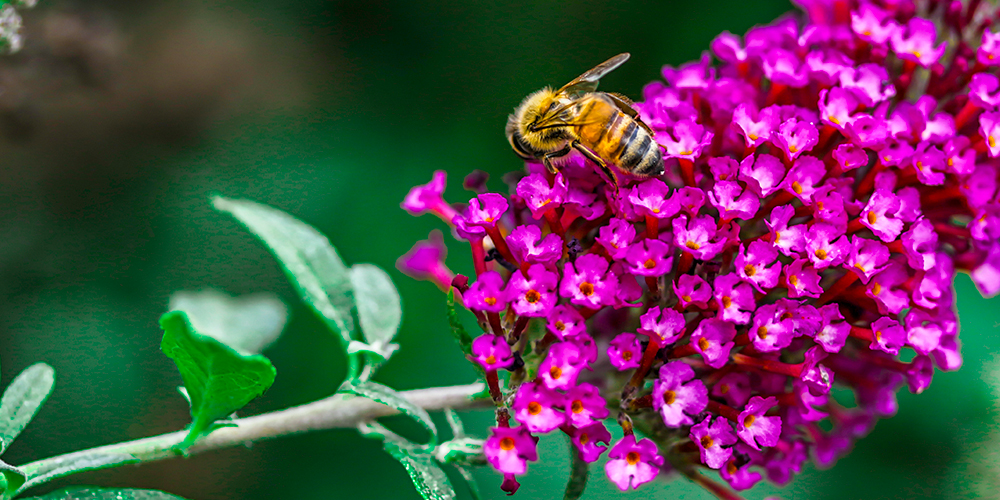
[{"x1": 0, "y1": 0, "x2": 997, "y2": 499}]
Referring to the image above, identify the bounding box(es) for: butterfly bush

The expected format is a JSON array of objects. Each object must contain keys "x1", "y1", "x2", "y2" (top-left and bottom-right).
[{"x1": 399, "y1": 0, "x2": 1000, "y2": 496}]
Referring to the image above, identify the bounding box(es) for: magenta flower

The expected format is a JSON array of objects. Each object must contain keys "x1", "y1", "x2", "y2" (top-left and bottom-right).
[
  {"x1": 811, "y1": 304, "x2": 850, "y2": 353},
  {"x1": 737, "y1": 396, "x2": 782, "y2": 450},
  {"x1": 516, "y1": 172, "x2": 567, "y2": 219},
  {"x1": 629, "y1": 178, "x2": 678, "y2": 219},
  {"x1": 401, "y1": 170, "x2": 458, "y2": 222},
  {"x1": 608, "y1": 333, "x2": 642, "y2": 371},
  {"x1": 512, "y1": 382, "x2": 564, "y2": 433},
  {"x1": 750, "y1": 305, "x2": 795, "y2": 353},
  {"x1": 571, "y1": 422, "x2": 612, "y2": 463},
  {"x1": 739, "y1": 153, "x2": 785, "y2": 197},
  {"x1": 691, "y1": 318, "x2": 737, "y2": 369},
  {"x1": 507, "y1": 225, "x2": 562, "y2": 266},
  {"x1": 596, "y1": 218, "x2": 636, "y2": 260},
  {"x1": 714, "y1": 273, "x2": 755, "y2": 325},
  {"x1": 783, "y1": 259, "x2": 822, "y2": 299},
  {"x1": 464, "y1": 271, "x2": 507, "y2": 313},
  {"x1": 653, "y1": 361, "x2": 708, "y2": 427},
  {"x1": 396, "y1": 230, "x2": 454, "y2": 291},
  {"x1": 691, "y1": 416, "x2": 738, "y2": 469},
  {"x1": 736, "y1": 241, "x2": 781, "y2": 292},
  {"x1": 624, "y1": 238, "x2": 674, "y2": 277},
  {"x1": 484, "y1": 426, "x2": 537, "y2": 475},
  {"x1": 471, "y1": 334, "x2": 514, "y2": 372},
  {"x1": 506, "y1": 264, "x2": 558, "y2": 317},
  {"x1": 604, "y1": 435, "x2": 664, "y2": 491},
  {"x1": 638, "y1": 306, "x2": 685, "y2": 347},
  {"x1": 673, "y1": 274, "x2": 712, "y2": 309},
  {"x1": 708, "y1": 181, "x2": 760, "y2": 221},
  {"x1": 546, "y1": 304, "x2": 587, "y2": 340},
  {"x1": 890, "y1": 17, "x2": 946, "y2": 68},
  {"x1": 565, "y1": 383, "x2": 610, "y2": 427},
  {"x1": 560, "y1": 254, "x2": 618, "y2": 309},
  {"x1": 712, "y1": 372, "x2": 751, "y2": 408},
  {"x1": 398, "y1": 2, "x2": 997, "y2": 495},
  {"x1": 673, "y1": 215, "x2": 726, "y2": 261},
  {"x1": 538, "y1": 341, "x2": 585, "y2": 390}
]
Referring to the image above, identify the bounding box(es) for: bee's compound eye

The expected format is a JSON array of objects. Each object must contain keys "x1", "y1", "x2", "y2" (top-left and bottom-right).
[{"x1": 509, "y1": 133, "x2": 534, "y2": 160}]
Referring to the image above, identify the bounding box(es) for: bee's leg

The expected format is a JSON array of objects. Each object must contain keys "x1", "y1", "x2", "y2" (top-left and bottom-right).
[
  {"x1": 541, "y1": 145, "x2": 572, "y2": 174},
  {"x1": 571, "y1": 140, "x2": 619, "y2": 192}
]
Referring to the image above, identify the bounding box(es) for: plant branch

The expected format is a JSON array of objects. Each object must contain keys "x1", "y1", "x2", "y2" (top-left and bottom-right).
[{"x1": 14, "y1": 383, "x2": 487, "y2": 497}]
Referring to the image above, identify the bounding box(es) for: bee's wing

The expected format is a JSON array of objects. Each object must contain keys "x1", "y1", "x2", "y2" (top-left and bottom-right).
[
  {"x1": 605, "y1": 92, "x2": 655, "y2": 135},
  {"x1": 557, "y1": 53, "x2": 630, "y2": 96}
]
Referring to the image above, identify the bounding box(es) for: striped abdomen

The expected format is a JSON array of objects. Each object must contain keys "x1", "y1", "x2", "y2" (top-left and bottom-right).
[{"x1": 576, "y1": 94, "x2": 663, "y2": 177}]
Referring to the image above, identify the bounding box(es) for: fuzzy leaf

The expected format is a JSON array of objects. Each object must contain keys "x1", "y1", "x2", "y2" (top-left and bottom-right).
[
  {"x1": 350, "y1": 264, "x2": 402, "y2": 349},
  {"x1": 212, "y1": 196, "x2": 355, "y2": 347},
  {"x1": 383, "y1": 441, "x2": 456, "y2": 500},
  {"x1": 454, "y1": 466, "x2": 482, "y2": 500},
  {"x1": 0, "y1": 363, "x2": 54, "y2": 454},
  {"x1": 359, "y1": 422, "x2": 455, "y2": 500},
  {"x1": 21, "y1": 488, "x2": 188, "y2": 499},
  {"x1": 340, "y1": 380, "x2": 436, "y2": 445},
  {"x1": 168, "y1": 289, "x2": 287, "y2": 355},
  {"x1": 18, "y1": 453, "x2": 137, "y2": 496},
  {"x1": 160, "y1": 311, "x2": 276, "y2": 450}
]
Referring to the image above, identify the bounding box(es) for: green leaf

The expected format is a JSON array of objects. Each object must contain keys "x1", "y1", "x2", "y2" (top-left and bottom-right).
[
  {"x1": 21, "y1": 487, "x2": 188, "y2": 499},
  {"x1": 0, "y1": 363, "x2": 55, "y2": 454},
  {"x1": 159, "y1": 311, "x2": 276, "y2": 450},
  {"x1": 17, "y1": 453, "x2": 138, "y2": 497},
  {"x1": 383, "y1": 441, "x2": 456, "y2": 500},
  {"x1": 359, "y1": 422, "x2": 456, "y2": 500},
  {"x1": 445, "y1": 291, "x2": 473, "y2": 358},
  {"x1": 0, "y1": 460, "x2": 25, "y2": 498},
  {"x1": 340, "y1": 380, "x2": 437, "y2": 445},
  {"x1": 346, "y1": 340, "x2": 399, "y2": 364},
  {"x1": 212, "y1": 196, "x2": 355, "y2": 348},
  {"x1": 168, "y1": 289, "x2": 287, "y2": 354},
  {"x1": 350, "y1": 264, "x2": 402, "y2": 348},
  {"x1": 563, "y1": 439, "x2": 589, "y2": 500},
  {"x1": 454, "y1": 466, "x2": 482, "y2": 500}
]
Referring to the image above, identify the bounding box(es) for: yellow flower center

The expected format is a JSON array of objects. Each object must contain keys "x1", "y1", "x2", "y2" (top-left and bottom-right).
[
  {"x1": 744, "y1": 414, "x2": 756, "y2": 428},
  {"x1": 644, "y1": 259, "x2": 657, "y2": 269},
  {"x1": 485, "y1": 296, "x2": 497, "y2": 306},
  {"x1": 757, "y1": 325, "x2": 768, "y2": 339},
  {"x1": 500, "y1": 437, "x2": 516, "y2": 451},
  {"x1": 549, "y1": 365, "x2": 563, "y2": 380},
  {"x1": 571, "y1": 400, "x2": 584, "y2": 413},
  {"x1": 698, "y1": 337, "x2": 711, "y2": 351},
  {"x1": 744, "y1": 264, "x2": 757, "y2": 277},
  {"x1": 663, "y1": 390, "x2": 676, "y2": 405},
  {"x1": 626, "y1": 451, "x2": 641, "y2": 465},
  {"x1": 579, "y1": 282, "x2": 595, "y2": 296},
  {"x1": 686, "y1": 240, "x2": 701, "y2": 250},
  {"x1": 701, "y1": 435, "x2": 714, "y2": 449},
  {"x1": 528, "y1": 401, "x2": 542, "y2": 415},
  {"x1": 815, "y1": 248, "x2": 828, "y2": 260},
  {"x1": 867, "y1": 211, "x2": 877, "y2": 225},
  {"x1": 525, "y1": 289, "x2": 541, "y2": 303}
]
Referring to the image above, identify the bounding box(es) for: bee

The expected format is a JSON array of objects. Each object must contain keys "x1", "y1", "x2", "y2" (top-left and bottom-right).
[{"x1": 505, "y1": 53, "x2": 663, "y2": 191}]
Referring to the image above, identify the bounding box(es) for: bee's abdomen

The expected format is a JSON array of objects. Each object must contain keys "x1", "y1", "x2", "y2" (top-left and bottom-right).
[{"x1": 596, "y1": 111, "x2": 663, "y2": 177}]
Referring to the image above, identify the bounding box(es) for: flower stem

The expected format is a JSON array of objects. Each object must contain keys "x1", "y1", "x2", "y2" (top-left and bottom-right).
[{"x1": 16, "y1": 383, "x2": 488, "y2": 497}]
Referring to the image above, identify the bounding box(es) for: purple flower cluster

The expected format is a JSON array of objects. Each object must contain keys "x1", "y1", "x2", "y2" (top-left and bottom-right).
[{"x1": 399, "y1": 0, "x2": 1000, "y2": 496}]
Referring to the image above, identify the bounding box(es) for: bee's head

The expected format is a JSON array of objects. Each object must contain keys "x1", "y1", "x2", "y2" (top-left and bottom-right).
[{"x1": 508, "y1": 88, "x2": 568, "y2": 155}]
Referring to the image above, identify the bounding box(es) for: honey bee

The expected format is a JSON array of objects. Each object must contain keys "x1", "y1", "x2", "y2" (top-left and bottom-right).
[{"x1": 505, "y1": 53, "x2": 663, "y2": 191}]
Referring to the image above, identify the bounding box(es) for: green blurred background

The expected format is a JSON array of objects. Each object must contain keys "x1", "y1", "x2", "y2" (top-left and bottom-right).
[{"x1": 0, "y1": 0, "x2": 997, "y2": 499}]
